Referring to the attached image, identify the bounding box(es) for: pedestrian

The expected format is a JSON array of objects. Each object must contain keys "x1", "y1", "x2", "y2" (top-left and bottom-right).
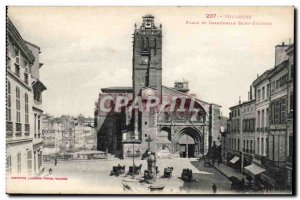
[
  {"x1": 212, "y1": 183, "x2": 217, "y2": 193},
  {"x1": 54, "y1": 158, "x2": 57, "y2": 166},
  {"x1": 49, "y1": 168, "x2": 53, "y2": 175}
]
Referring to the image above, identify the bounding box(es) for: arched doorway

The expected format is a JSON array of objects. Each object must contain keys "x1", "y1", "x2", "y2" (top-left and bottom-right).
[{"x1": 174, "y1": 127, "x2": 203, "y2": 158}]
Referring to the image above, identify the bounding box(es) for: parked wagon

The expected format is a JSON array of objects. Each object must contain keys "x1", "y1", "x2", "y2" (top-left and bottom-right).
[
  {"x1": 181, "y1": 168, "x2": 193, "y2": 182},
  {"x1": 128, "y1": 164, "x2": 142, "y2": 175},
  {"x1": 110, "y1": 164, "x2": 125, "y2": 176},
  {"x1": 163, "y1": 167, "x2": 173, "y2": 178}
]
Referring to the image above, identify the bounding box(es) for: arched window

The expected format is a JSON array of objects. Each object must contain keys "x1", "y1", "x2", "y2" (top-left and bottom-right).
[
  {"x1": 25, "y1": 93, "x2": 29, "y2": 124},
  {"x1": 16, "y1": 87, "x2": 20, "y2": 123},
  {"x1": 6, "y1": 80, "x2": 11, "y2": 121}
]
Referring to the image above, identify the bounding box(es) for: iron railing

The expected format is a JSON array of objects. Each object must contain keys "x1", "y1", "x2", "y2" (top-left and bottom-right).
[
  {"x1": 6, "y1": 122, "x2": 13, "y2": 131},
  {"x1": 16, "y1": 123, "x2": 22, "y2": 132}
]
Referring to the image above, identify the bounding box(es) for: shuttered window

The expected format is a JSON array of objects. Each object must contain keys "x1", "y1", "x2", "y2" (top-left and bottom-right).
[
  {"x1": 27, "y1": 150, "x2": 32, "y2": 175},
  {"x1": 17, "y1": 153, "x2": 21, "y2": 174},
  {"x1": 6, "y1": 156, "x2": 11, "y2": 175}
]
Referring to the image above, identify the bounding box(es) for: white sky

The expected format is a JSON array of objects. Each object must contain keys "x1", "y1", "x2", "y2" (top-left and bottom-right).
[{"x1": 7, "y1": 6, "x2": 294, "y2": 117}]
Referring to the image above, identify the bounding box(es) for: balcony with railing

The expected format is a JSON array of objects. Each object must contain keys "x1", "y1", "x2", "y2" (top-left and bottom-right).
[
  {"x1": 242, "y1": 148, "x2": 255, "y2": 155},
  {"x1": 270, "y1": 124, "x2": 287, "y2": 131},
  {"x1": 261, "y1": 156, "x2": 286, "y2": 170},
  {"x1": 287, "y1": 111, "x2": 293, "y2": 120},
  {"x1": 286, "y1": 155, "x2": 293, "y2": 164},
  {"x1": 15, "y1": 122, "x2": 22, "y2": 137},
  {"x1": 254, "y1": 154, "x2": 261, "y2": 160},
  {"x1": 24, "y1": 124, "x2": 30, "y2": 136},
  {"x1": 16, "y1": 123, "x2": 22, "y2": 131},
  {"x1": 6, "y1": 121, "x2": 13, "y2": 138},
  {"x1": 256, "y1": 127, "x2": 269, "y2": 132}
]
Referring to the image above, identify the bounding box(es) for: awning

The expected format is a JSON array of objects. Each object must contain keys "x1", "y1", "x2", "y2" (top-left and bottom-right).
[
  {"x1": 244, "y1": 164, "x2": 266, "y2": 176},
  {"x1": 230, "y1": 156, "x2": 240, "y2": 164}
]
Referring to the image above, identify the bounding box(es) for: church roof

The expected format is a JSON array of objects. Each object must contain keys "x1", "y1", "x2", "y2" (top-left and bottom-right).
[
  {"x1": 101, "y1": 87, "x2": 132, "y2": 93},
  {"x1": 171, "y1": 87, "x2": 189, "y2": 93},
  {"x1": 162, "y1": 86, "x2": 221, "y2": 107}
]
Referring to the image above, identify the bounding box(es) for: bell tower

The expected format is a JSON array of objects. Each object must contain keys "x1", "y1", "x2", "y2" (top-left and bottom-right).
[{"x1": 132, "y1": 15, "x2": 162, "y2": 97}]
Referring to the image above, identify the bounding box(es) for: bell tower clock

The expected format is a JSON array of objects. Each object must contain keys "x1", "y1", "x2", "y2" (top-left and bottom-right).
[{"x1": 132, "y1": 15, "x2": 162, "y2": 97}]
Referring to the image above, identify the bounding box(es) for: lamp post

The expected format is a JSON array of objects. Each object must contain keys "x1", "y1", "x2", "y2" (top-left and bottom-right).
[
  {"x1": 145, "y1": 135, "x2": 153, "y2": 151},
  {"x1": 122, "y1": 132, "x2": 141, "y2": 179},
  {"x1": 123, "y1": 136, "x2": 142, "y2": 179},
  {"x1": 186, "y1": 134, "x2": 189, "y2": 158},
  {"x1": 128, "y1": 136, "x2": 141, "y2": 179},
  {"x1": 132, "y1": 136, "x2": 135, "y2": 179}
]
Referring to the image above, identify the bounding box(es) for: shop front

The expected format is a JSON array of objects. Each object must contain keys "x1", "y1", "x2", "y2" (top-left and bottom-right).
[{"x1": 244, "y1": 163, "x2": 266, "y2": 190}]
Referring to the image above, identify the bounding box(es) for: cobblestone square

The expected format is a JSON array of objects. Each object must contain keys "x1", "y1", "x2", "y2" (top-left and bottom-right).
[{"x1": 41, "y1": 158, "x2": 233, "y2": 194}]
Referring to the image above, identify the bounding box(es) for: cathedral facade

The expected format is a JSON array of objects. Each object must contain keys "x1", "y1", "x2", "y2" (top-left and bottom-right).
[{"x1": 94, "y1": 15, "x2": 225, "y2": 159}]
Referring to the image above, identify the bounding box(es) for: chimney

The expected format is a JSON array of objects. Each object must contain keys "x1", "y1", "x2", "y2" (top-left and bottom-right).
[
  {"x1": 238, "y1": 96, "x2": 241, "y2": 105},
  {"x1": 275, "y1": 42, "x2": 289, "y2": 66}
]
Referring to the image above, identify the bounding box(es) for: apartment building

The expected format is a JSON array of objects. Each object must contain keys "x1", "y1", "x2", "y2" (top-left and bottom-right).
[
  {"x1": 25, "y1": 41, "x2": 47, "y2": 175},
  {"x1": 6, "y1": 17, "x2": 36, "y2": 176},
  {"x1": 6, "y1": 17, "x2": 47, "y2": 176},
  {"x1": 224, "y1": 42, "x2": 294, "y2": 192}
]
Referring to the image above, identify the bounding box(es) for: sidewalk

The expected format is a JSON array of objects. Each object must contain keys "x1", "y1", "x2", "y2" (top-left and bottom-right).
[{"x1": 211, "y1": 163, "x2": 246, "y2": 180}]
